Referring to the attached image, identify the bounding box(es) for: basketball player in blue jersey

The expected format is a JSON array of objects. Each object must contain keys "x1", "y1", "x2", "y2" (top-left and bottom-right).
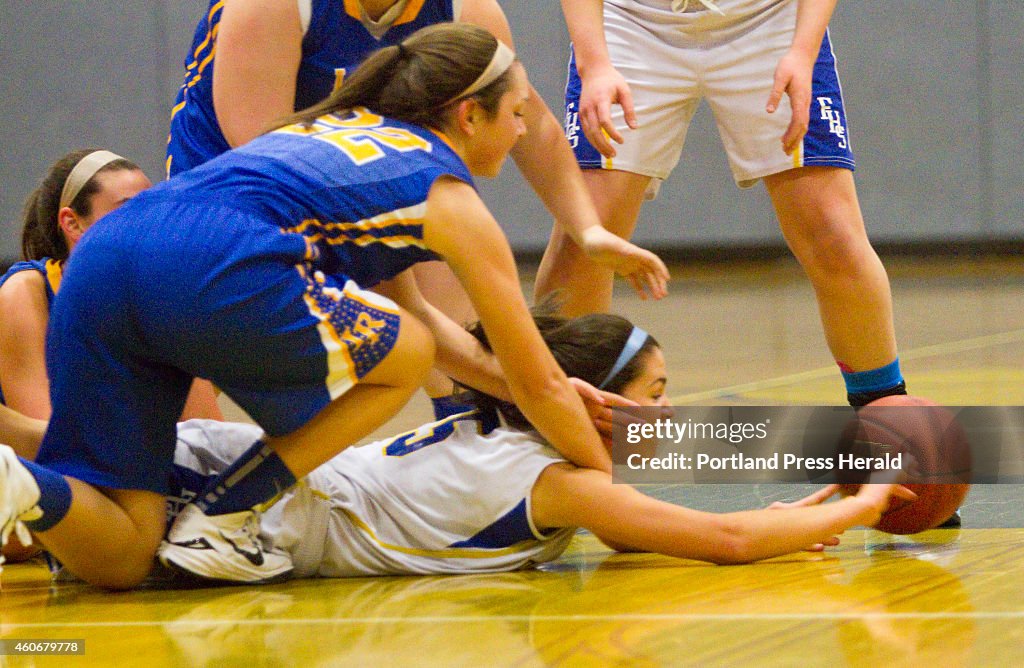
[
  {"x1": 167, "y1": 0, "x2": 670, "y2": 421},
  {"x1": 168, "y1": 0, "x2": 456, "y2": 175},
  {"x1": 0, "y1": 313, "x2": 912, "y2": 582},
  {"x1": 0, "y1": 24, "x2": 664, "y2": 590},
  {"x1": 0, "y1": 150, "x2": 222, "y2": 437},
  {"x1": 166, "y1": 0, "x2": 658, "y2": 270},
  {"x1": 0, "y1": 150, "x2": 151, "y2": 425},
  {"x1": 0, "y1": 150, "x2": 224, "y2": 564},
  {"x1": 536, "y1": 0, "x2": 911, "y2": 410}
]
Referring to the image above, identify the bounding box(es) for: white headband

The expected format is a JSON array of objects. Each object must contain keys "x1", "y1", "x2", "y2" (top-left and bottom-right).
[
  {"x1": 59, "y1": 150, "x2": 125, "y2": 210},
  {"x1": 444, "y1": 40, "x2": 516, "y2": 105},
  {"x1": 598, "y1": 327, "x2": 650, "y2": 390}
]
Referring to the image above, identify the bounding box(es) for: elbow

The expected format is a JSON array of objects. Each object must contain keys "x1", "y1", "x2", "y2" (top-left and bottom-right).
[{"x1": 706, "y1": 519, "x2": 757, "y2": 565}]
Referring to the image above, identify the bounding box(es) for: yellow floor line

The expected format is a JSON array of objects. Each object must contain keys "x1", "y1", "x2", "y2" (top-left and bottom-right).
[{"x1": 670, "y1": 328, "x2": 1024, "y2": 404}]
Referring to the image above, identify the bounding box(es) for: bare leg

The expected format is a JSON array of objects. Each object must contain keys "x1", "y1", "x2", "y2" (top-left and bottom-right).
[
  {"x1": 764, "y1": 166, "x2": 898, "y2": 371},
  {"x1": 179, "y1": 378, "x2": 224, "y2": 422},
  {"x1": 265, "y1": 307, "x2": 435, "y2": 477},
  {"x1": 0, "y1": 404, "x2": 46, "y2": 459},
  {"x1": 535, "y1": 170, "x2": 651, "y2": 316},
  {"x1": 33, "y1": 485, "x2": 166, "y2": 589}
]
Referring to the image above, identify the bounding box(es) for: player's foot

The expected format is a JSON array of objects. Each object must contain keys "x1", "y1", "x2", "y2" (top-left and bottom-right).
[
  {"x1": 158, "y1": 504, "x2": 293, "y2": 584},
  {"x1": 936, "y1": 510, "x2": 962, "y2": 528},
  {"x1": 0, "y1": 444, "x2": 43, "y2": 570}
]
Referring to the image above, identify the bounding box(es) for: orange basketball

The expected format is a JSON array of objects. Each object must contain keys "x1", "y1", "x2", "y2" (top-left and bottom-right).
[{"x1": 837, "y1": 395, "x2": 971, "y2": 534}]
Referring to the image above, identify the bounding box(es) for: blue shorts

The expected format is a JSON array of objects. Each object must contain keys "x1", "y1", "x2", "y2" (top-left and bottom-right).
[
  {"x1": 564, "y1": 0, "x2": 855, "y2": 191},
  {"x1": 36, "y1": 198, "x2": 402, "y2": 493}
]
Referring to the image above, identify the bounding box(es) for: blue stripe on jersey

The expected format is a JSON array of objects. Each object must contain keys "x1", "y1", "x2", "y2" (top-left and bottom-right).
[
  {"x1": 166, "y1": 1, "x2": 230, "y2": 176},
  {"x1": 384, "y1": 410, "x2": 482, "y2": 457},
  {"x1": 563, "y1": 46, "x2": 604, "y2": 169},
  {"x1": 287, "y1": 217, "x2": 428, "y2": 247},
  {"x1": 430, "y1": 396, "x2": 501, "y2": 433},
  {"x1": 449, "y1": 499, "x2": 535, "y2": 550},
  {"x1": 803, "y1": 30, "x2": 856, "y2": 170}
]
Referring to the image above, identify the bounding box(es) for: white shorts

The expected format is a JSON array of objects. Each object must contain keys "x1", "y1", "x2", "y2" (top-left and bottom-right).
[{"x1": 564, "y1": 0, "x2": 855, "y2": 192}]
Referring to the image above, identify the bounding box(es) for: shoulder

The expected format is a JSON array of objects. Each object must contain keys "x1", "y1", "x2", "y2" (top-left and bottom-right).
[
  {"x1": 0, "y1": 265, "x2": 47, "y2": 306},
  {"x1": 0, "y1": 268, "x2": 49, "y2": 345},
  {"x1": 423, "y1": 176, "x2": 487, "y2": 235},
  {"x1": 426, "y1": 172, "x2": 477, "y2": 202}
]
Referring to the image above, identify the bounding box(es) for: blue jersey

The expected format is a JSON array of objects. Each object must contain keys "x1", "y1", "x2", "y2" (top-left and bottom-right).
[
  {"x1": 0, "y1": 258, "x2": 62, "y2": 302},
  {"x1": 158, "y1": 107, "x2": 469, "y2": 288},
  {"x1": 0, "y1": 258, "x2": 62, "y2": 405},
  {"x1": 166, "y1": 0, "x2": 457, "y2": 176},
  {"x1": 38, "y1": 108, "x2": 473, "y2": 493}
]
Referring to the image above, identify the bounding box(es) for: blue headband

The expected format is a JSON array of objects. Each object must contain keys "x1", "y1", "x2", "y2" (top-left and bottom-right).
[{"x1": 598, "y1": 326, "x2": 649, "y2": 390}]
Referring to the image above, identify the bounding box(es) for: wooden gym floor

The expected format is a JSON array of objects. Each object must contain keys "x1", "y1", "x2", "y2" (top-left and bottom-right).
[{"x1": 1, "y1": 256, "x2": 1022, "y2": 667}]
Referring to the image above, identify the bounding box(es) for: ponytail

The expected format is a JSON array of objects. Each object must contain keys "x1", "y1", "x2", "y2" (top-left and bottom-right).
[
  {"x1": 20, "y1": 149, "x2": 141, "y2": 261},
  {"x1": 275, "y1": 23, "x2": 517, "y2": 132}
]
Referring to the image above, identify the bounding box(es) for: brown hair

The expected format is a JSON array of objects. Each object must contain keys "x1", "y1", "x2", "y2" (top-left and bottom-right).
[
  {"x1": 20, "y1": 149, "x2": 142, "y2": 261},
  {"x1": 462, "y1": 301, "x2": 660, "y2": 431},
  {"x1": 276, "y1": 23, "x2": 517, "y2": 131}
]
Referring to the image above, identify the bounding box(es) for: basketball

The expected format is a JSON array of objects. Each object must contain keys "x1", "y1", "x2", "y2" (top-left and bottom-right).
[{"x1": 837, "y1": 395, "x2": 971, "y2": 534}]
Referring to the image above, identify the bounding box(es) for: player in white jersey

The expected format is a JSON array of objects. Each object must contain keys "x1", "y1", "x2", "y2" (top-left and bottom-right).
[
  {"x1": 537, "y1": 0, "x2": 911, "y2": 411},
  {"x1": 172, "y1": 417, "x2": 574, "y2": 576},
  {"x1": 1, "y1": 311, "x2": 911, "y2": 582},
  {"x1": 162, "y1": 310, "x2": 913, "y2": 579}
]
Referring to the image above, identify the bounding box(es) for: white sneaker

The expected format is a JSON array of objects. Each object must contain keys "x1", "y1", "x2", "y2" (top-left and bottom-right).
[
  {"x1": 0, "y1": 444, "x2": 43, "y2": 572},
  {"x1": 158, "y1": 504, "x2": 293, "y2": 584}
]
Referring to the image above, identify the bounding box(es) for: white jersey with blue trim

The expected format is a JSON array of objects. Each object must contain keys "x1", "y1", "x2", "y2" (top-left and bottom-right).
[{"x1": 171, "y1": 416, "x2": 576, "y2": 577}]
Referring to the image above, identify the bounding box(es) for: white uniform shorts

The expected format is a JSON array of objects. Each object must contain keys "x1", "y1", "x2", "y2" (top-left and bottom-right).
[{"x1": 564, "y1": 0, "x2": 855, "y2": 193}]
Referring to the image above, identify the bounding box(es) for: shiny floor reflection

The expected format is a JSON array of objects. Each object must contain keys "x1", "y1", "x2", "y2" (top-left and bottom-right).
[{"x1": 2, "y1": 531, "x2": 1022, "y2": 667}]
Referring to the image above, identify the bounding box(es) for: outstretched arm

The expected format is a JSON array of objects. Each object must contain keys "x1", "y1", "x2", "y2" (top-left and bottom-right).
[
  {"x1": 531, "y1": 464, "x2": 913, "y2": 564},
  {"x1": 424, "y1": 178, "x2": 611, "y2": 473}
]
